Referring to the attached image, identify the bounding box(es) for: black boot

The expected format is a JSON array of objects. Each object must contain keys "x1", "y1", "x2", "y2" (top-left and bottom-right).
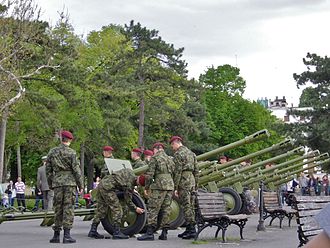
[
  {"x1": 49, "y1": 230, "x2": 60, "y2": 243},
  {"x1": 113, "y1": 224, "x2": 129, "y2": 239},
  {"x1": 63, "y1": 228, "x2": 76, "y2": 243},
  {"x1": 158, "y1": 228, "x2": 168, "y2": 240},
  {"x1": 181, "y1": 224, "x2": 196, "y2": 240},
  {"x1": 178, "y1": 226, "x2": 189, "y2": 238},
  {"x1": 88, "y1": 223, "x2": 104, "y2": 239},
  {"x1": 137, "y1": 225, "x2": 154, "y2": 241}
]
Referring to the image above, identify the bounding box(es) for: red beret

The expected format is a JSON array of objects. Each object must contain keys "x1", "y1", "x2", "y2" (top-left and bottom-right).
[
  {"x1": 61, "y1": 130, "x2": 73, "y2": 139},
  {"x1": 132, "y1": 148, "x2": 142, "y2": 154},
  {"x1": 169, "y1": 136, "x2": 182, "y2": 144},
  {"x1": 103, "y1": 146, "x2": 114, "y2": 152},
  {"x1": 137, "y1": 175, "x2": 146, "y2": 186},
  {"x1": 152, "y1": 142, "x2": 165, "y2": 149},
  {"x1": 143, "y1": 150, "x2": 154, "y2": 156}
]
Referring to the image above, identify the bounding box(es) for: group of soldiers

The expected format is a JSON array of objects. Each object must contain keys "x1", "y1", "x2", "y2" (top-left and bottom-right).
[{"x1": 45, "y1": 130, "x2": 199, "y2": 243}]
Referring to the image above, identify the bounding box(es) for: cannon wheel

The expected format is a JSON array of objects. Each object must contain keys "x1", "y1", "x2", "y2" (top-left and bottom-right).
[
  {"x1": 168, "y1": 195, "x2": 185, "y2": 229},
  {"x1": 101, "y1": 192, "x2": 147, "y2": 236},
  {"x1": 219, "y1": 187, "x2": 242, "y2": 215}
]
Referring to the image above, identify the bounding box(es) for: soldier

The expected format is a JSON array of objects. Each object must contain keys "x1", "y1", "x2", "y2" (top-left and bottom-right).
[
  {"x1": 137, "y1": 142, "x2": 175, "y2": 241},
  {"x1": 143, "y1": 150, "x2": 154, "y2": 164},
  {"x1": 37, "y1": 156, "x2": 54, "y2": 210},
  {"x1": 46, "y1": 130, "x2": 83, "y2": 244},
  {"x1": 101, "y1": 146, "x2": 114, "y2": 177},
  {"x1": 88, "y1": 168, "x2": 145, "y2": 239},
  {"x1": 131, "y1": 148, "x2": 146, "y2": 169},
  {"x1": 170, "y1": 136, "x2": 199, "y2": 239}
]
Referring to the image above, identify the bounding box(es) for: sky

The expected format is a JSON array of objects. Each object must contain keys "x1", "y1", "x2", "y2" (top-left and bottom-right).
[{"x1": 34, "y1": 0, "x2": 330, "y2": 106}]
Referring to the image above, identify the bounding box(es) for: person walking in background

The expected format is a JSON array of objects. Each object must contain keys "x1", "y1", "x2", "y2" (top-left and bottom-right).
[
  {"x1": 32, "y1": 184, "x2": 43, "y2": 212},
  {"x1": 322, "y1": 175, "x2": 329, "y2": 196},
  {"x1": 38, "y1": 156, "x2": 54, "y2": 210},
  {"x1": 5, "y1": 180, "x2": 15, "y2": 206},
  {"x1": 46, "y1": 130, "x2": 83, "y2": 244},
  {"x1": 15, "y1": 177, "x2": 26, "y2": 211}
]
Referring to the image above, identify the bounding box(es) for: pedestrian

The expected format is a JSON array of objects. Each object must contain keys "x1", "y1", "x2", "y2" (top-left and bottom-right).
[
  {"x1": 298, "y1": 172, "x2": 309, "y2": 195},
  {"x1": 143, "y1": 150, "x2": 153, "y2": 164},
  {"x1": 170, "y1": 136, "x2": 199, "y2": 239},
  {"x1": 137, "y1": 142, "x2": 175, "y2": 241},
  {"x1": 5, "y1": 180, "x2": 15, "y2": 206},
  {"x1": 32, "y1": 184, "x2": 43, "y2": 212},
  {"x1": 15, "y1": 177, "x2": 26, "y2": 211},
  {"x1": 101, "y1": 146, "x2": 114, "y2": 177},
  {"x1": 322, "y1": 175, "x2": 329, "y2": 196},
  {"x1": 131, "y1": 148, "x2": 146, "y2": 169},
  {"x1": 88, "y1": 168, "x2": 145, "y2": 239},
  {"x1": 37, "y1": 156, "x2": 54, "y2": 210},
  {"x1": 46, "y1": 130, "x2": 83, "y2": 244}
]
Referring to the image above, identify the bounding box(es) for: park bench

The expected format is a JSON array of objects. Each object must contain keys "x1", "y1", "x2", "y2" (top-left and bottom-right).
[
  {"x1": 292, "y1": 195, "x2": 330, "y2": 247},
  {"x1": 263, "y1": 191, "x2": 296, "y2": 228},
  {"x1": 195, "y1": 191, "x2": 249, "y2": 242}
]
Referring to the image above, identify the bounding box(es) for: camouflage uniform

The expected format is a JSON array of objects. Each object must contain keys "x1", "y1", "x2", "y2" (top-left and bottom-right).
[
  {"x1": 101, "y1": 155, "x2": 114, "y2": 177},
  {"x1": 46, "y1": 143, "x2": 83, "y2": 231},
  {"x1": 132, "y1": 158, "x2": 147, "y2": 169},
  {"x1": 173, "y1": 145, "x2": 198, "y2": 225},
  {"x1": 145, "y1": 150, "x2": 174, "y2": 229},
  {"x1": 92, "y1": 168, "x2": 137, "y2": 226}
]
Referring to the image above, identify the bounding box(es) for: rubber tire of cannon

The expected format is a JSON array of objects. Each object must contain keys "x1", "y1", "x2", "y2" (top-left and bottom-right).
[
  {"x1": 219, "y1": 187, "x2": 242, "y2": 215},
  {"x1": 101, "y1": 192, "x2": 147, "y2": 236}
]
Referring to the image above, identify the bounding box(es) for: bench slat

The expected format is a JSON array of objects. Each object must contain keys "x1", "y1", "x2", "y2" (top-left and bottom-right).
[{"x1": 297, "y1": 202, "x2": 329, "y2": 210}]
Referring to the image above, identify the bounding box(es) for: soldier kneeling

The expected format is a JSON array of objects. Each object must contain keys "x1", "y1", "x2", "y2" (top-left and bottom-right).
[{"x1": 88, "y1": 168, "x2": 145, "y2": 239}]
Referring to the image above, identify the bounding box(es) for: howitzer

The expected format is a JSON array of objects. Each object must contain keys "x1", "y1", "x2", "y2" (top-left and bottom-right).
[{"x1": 199, "y1": 139, "x2": 293, "y2": 177}]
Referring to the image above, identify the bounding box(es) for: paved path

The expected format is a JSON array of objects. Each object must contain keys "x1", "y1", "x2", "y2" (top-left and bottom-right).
[{"x1": 0, "y1": 213, "x2": 299, "y2": 248}]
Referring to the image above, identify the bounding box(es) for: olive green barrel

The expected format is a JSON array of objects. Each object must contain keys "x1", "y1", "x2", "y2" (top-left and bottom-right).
[
  {"x1": 199, "y1": 139, "x2": 293, "y2": 176},
  {"x1": 196, "y1": 129, "x2": 270, "y2": 162},
  {"x1": 199, "y1": 146, "x2": 305, "y2": 186}
]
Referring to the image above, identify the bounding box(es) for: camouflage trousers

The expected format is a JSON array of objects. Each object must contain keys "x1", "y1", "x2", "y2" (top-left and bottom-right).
[
  {"x1": 52, "y1": 186, "x2": 76, "y2": 231},
  {"x1": 147, "y1": 190, "x2": 173, "y2": 228},
  {"x1": 92, "y1": 186, "x2": 123, "y2": 226},
  {"x1": 178, "y1": 188, "x2": 196, "y2": 225}
]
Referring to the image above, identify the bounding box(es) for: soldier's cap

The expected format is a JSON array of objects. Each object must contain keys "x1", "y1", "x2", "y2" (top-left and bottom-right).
[
  {"x1": 137, "y1": 174, "x2": 146, "y2": 186},
  {"x1": 169, "y1": 136, "x2": 183, "y2": 144},
  {"x1": 103, "y1": 146, "x2": 114, "y2": 152},
  {"x1": 41, "y1": 155, "x2": 47, "y2": 160},
  {"x1": 61, "y1": 130, "x2": 74, "y2": 140},
  {"x1": 132, "y1": 148, "x2": 142, "y2": 154},
  {"x1": 152, "y1": 142, "x2": 165, "y2": 149},
  {"x1": 143, "y1": 150, "x2": 153, "y2": 156}
]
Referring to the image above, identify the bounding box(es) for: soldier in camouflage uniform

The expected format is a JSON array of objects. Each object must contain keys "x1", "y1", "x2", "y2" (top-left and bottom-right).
[
  {"x1": 101, "y1": 146, "x2": 114, "y2": 177},
  {"x1": 46, "y1": 130, "x2": 83, "y2": 244},
  {"x1": 137, "y1": 142, "x2": 175, "y2": 241},
  {"x1": 88, "y1": 168, "x2": 145, "y2": 239},
  {"x1": 131, "y1": 148, "x2": 146, "y2": 169},
  {"x1": 143, "y1": 150, "x2": 154, "y2": 165},
  {"x1": 170, "y1": 136, "x2": 199, "y2": 239}
]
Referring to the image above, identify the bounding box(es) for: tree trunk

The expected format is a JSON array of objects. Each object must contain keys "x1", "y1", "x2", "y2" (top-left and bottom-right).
[
  {"x1": 87, "y1": 157, "x2": 95, "y2": 192},
  {"x1": 138, "y1": 95, "x2": 145, "y2": 147},
  {"x1": 80, "y1": 143, "x2": 85, "y2": 193},
  {"x1": 17, "y1": 144, "x2": 21, "y2": 178},
  {"x1": 0, "y1": 107, "x2": 9, "y2": 183},
  {"x1": 3, "y1": 149, "x2": 12, "y2": 182}
]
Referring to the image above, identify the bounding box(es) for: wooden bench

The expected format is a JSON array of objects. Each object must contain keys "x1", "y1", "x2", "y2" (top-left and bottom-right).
[
  {"x1": 263, "y1": 191, "x2": 296, "y2": 228},
  {"x1": 292, "y1": 195, "x2": 330, "y2": 247},
  {"x1": 195, "y1": 192, "x2": 249, "y2": 242}
]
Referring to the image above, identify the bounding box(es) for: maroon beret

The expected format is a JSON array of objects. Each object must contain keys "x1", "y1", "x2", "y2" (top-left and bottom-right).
[
  {"x1": 169, "y1": 136, "x2": 182, "y2": 144},
  {"x1": 103, "y1": 146, "x2": 114, "y2": 152},
  {"x1": 61, "y1": 130, "x2": 73, "y2": 140},
  {"x1": 152, "y1": 142, "x2": 165, "y2": 149},
  {"x1": 137, "y1": 174, "x2": 146, "y2": 186},
  {"x1": 132, "y1": 148, "x2": 142, "y2": 154},
  {"x1": 143, "y1": 150, "x2": 154, "y2": 156}
]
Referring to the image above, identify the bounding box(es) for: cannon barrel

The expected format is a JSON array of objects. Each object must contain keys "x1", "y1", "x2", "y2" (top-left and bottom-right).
[
  {"x1": 196, "y1": 129, "x2": 270, "y2": 161},
  {"x1": 199, "y1": 146, "x2": 305, "y2": 186},
  {"x1": 199, "y1": 139, "x2": 293, "y2": 176}
]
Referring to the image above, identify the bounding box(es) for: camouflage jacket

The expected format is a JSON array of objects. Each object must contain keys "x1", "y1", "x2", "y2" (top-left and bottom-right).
[
  {"x1": 132, "y1": 158, "x2": 146, "y2": 169},
  {"x1": 101, "y1": 155, "x2": 114, "y2": 177},
  {"x1": 145, "y1": 150, "x2": 174, "y2": 191},
  {"x1": 46, "y1": 143, "x2": 83, "y2": 189},
  {"x1": 99, "y1": 168, "x2": 137, "y2": 211},
  {"x1": 173, "y1": 145, "x2": 199, "y2": 190}
]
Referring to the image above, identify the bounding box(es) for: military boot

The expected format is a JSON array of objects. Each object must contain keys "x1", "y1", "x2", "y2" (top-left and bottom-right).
[
  {"x1": 112, "y1": 224, "x2": 129, "y2": 239},
  {"x1": 63, "y1": 228, "x2": 76, "y2": 243},
  {"x1": 158, "y1": 228, "x2": 168, "y2": 240},
  {"x1": 49, "y1": 230, "x2": 60, "y2": 243},
  {"x1": 178, "y1": 226, "x2": 189, "y2": 238},
  {"x1": 137, "y1": 225, "x2": 154, "y2": 241},
  {"x1": 88, "y1": 223, "x2": 104, "y2": 239},
  {"x1": 181, "y1": 224, "x2": 196, "y2": 240}
]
